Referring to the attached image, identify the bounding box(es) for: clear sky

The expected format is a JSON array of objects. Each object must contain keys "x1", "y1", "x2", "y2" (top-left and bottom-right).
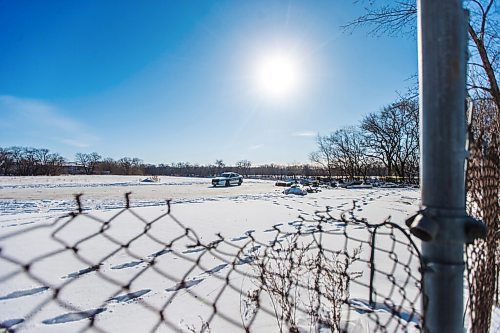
[{"x1": 0, "y1": 0, "x2": 417, "y2": 166}]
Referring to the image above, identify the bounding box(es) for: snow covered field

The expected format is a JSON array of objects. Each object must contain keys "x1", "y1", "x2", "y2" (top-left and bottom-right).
[{"x1": 0, "y1": 176, "x2": 423, "y2": 332}]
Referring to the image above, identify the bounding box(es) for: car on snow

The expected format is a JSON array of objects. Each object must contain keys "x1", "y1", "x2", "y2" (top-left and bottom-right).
[{"x1": 212, "y1": 172, "x2": 243, "y2": 187}]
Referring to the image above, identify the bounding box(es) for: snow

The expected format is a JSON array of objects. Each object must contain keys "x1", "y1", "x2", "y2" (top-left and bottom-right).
[{"x1": 0, "y1": 176, "x2": 426, "y2": 332}]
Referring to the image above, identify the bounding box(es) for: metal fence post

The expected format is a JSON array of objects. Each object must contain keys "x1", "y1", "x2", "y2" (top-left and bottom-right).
[{"x1": 415, "y1": 0, "x2": 468, "y2": 332}]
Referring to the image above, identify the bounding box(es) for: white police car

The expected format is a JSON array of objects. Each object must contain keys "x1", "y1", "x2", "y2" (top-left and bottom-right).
[{"x1": 212, "y1": 172, "x2": 243, "y2": 187}]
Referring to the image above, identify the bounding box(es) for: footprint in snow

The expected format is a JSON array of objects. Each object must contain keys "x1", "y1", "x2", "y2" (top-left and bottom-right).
[
  {"x1": 0, "y1": 318, "x2": 24, "y2": 329},
  {"x1": 182, "y1": 247, "x2": 206, "y2": 254},
  {"x1": 149, "y1": 248, "x2": 172, "y2": 258},
  {"x1": 111, "y1": 260, "x2": 143, "y2": 270},
  {"x1": 63, "y1": 265, "x2": 101, "y2": 279},
  {"x1": 0, "y1": 286, "x2": 49, "y2": 301},
  {"x1": 288, "y1": 221, "x2": 302, "y2": 227},
  {"x1": 42, "y1": 308, "x2": 107, "y2": 325},
  {"x1": 166, "y1": 278, "x2": 204, "y2": 292},
  {"x1": 107, "y1": 289, "x2": 151, "y2": 303},
  {"x1": 236, "y1": 255, "x2": 256, "y2": 265},
  {"x1": 202, "y1": 264, "x2": 228, "y2": 275},
  {"x1": 231, "y1": 235, "x2": 249, "y2": 241},
  {"x1": 247, "y1": 245, "x2": 261, "y2": 253},
  {"x1": 348, "y1": 298, "x2": 420, "y2": 325}
]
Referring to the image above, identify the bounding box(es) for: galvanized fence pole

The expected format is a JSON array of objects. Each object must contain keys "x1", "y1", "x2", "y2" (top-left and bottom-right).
[{"x1": 412, "y1": 0, "x2": 469, "y2": 332}]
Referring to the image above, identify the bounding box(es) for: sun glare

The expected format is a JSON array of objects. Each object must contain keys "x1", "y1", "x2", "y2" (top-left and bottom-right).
[{"x1": 255, "y1": 53, "x2": 300, "y2": 99}]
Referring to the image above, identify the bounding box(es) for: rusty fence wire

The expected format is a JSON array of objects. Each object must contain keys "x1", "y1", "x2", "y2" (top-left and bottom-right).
[
  {"x1": 0, "y1": 195, "x2": 423, "y2": 333},
  {"x1": 465, "y1": 101, "x2": 500, "y2": 333}
]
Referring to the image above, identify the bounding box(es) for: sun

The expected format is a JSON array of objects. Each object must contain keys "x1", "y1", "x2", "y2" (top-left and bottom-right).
[{"x1": 255, "y1": 53, "x2": 300, "y2": 99}]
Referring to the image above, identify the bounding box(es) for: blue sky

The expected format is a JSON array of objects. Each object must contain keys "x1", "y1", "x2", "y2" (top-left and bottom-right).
[{"x1": 0, "y1": 0, "x2": 417, "y2": 166}]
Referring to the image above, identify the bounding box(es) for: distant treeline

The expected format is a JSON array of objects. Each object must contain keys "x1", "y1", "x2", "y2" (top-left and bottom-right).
[
  {"x1": 0, "y1": 146, "x2": 396, "y2": 180},
  {"x1": 0, "y1": 147, "x2": 66, "y2": 176}
]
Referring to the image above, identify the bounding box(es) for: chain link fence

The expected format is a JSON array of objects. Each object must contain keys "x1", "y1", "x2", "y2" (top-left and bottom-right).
[
  {"x1": 465, "y1": 102, "x2": 500, "y2": 333},
  {"x1": 0, "y1": 194, "x2": 423, "y2": 332}
]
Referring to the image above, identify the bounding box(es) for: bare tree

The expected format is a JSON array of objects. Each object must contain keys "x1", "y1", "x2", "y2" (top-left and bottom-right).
[
  {"x1": 75, "y1": 152, "x2": 102, "y2": 175},
  {"x1": 97, "y1": 157, "x2": 117, "y2": 174},
  {"x1": 236, "y1": 160, "x2": 252, "y2": 177},
  {"x1": 361, "y1": 108, "x2": 400, "y2": 177},
  {"x1": 361, "y1": 97, "x2": 419, "y2": 180},
  {"x1": 329, "y1": 127, "x2": 369, "y2": 179},
  {"x1": 118, "y1": 157, "x2": 133, "y2": 175},
  {"x1": 131, "y1": 157, "x2": 144, "y2": 175},
  {"x1": 343, "y1": 0, "x2": 417, "y2": 36},
  {"x1": 0, "y1": 148, "x2": 13, "y2": 175},
  {"x1": 310, "y1": 135, "x2": 336, "y2": 180},
  {"x1": 466, "y1": 0, "x2": 499, "y2": 108},
  {"x1": 392, "y1": 99, "x2": 419, "y2": 181},
  {"x1": 215, "y1": 159, "x2": 225, "y2": 174},
  {"x1": 18, "y1": 147, "x2": 41, "y2": 176},
  {"x1": 36, "y1": 148, "x2": 58, "y2": 175},
  {"x1": 45, "y1": 153, "x2": 65, "y2": 176},
  {"x1": 75, "y1": 152, "x2": 89, "y2": 173},
  {"x1": 8, "y1": 146, "x2": 24, "y2": 175},
  {"x1": 344, "y1": 0, "x2": 499, "y2": 111},
  {"x1": 36, "y1": 149, "x2": 65, "y2": 175}
]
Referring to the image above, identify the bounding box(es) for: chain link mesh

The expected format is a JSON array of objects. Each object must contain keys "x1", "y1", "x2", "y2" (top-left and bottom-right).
[
  {"x1": 0, "y1": 193, "x2": 423, "y2": 332},
  {"x1": 465, "y1": 101, "x2": 500, "y2": 333}
]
